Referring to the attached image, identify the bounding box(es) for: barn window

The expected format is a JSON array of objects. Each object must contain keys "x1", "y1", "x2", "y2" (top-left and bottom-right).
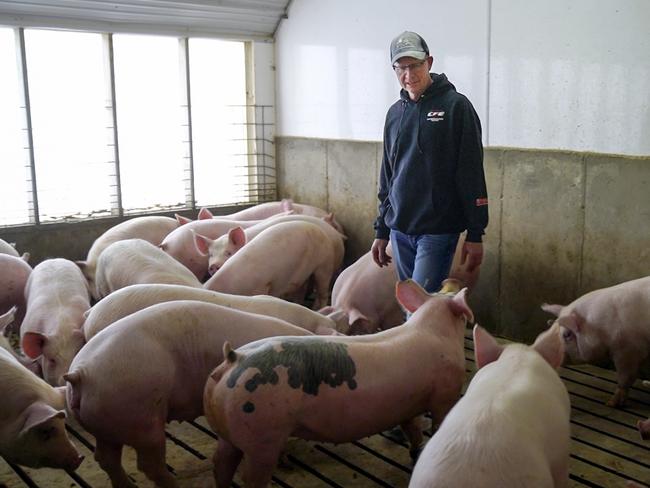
[{"x1": 0, "y1": 26, "x2": 273, "y2": 227}]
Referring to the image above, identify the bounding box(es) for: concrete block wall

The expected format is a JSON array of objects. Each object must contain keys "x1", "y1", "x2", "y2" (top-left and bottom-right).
[{"x1": 277, "y1": 136, "x2": 650, "y2": 342}]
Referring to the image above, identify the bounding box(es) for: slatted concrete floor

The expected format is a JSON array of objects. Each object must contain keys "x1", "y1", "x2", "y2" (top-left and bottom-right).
[{"x1": 1, "y1": 330, "x2": 649, "y2": 488}]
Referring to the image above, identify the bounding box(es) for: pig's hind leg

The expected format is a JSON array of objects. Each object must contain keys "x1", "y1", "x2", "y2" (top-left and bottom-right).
[
  {"x1": 94, "y1": 439, "x2": 137, "y2": 488},
  {"x1": 134, "y1": 431, "x2": 178, "y2": 488},
  {"x1": 212, "y1": 439, "x2": 243, "y2": 488},
  {"x1": 240, "y1": 440, "x2": 285, "y2": 488}
]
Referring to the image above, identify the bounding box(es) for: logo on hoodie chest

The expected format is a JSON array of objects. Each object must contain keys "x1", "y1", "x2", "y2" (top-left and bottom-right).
[{"x1": 427, "y1": 110, "x2": 445, "y2": 122}]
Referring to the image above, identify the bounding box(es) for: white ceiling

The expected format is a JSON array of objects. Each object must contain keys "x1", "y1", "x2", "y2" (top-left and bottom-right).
[{"x1": 0, "y1": 0, "x2": 292, "y2": 40}]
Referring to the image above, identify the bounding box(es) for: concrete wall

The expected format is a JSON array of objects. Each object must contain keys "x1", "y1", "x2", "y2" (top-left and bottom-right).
[{"x1": 277, "y1": 136, "x2": 650, "y2": 342}]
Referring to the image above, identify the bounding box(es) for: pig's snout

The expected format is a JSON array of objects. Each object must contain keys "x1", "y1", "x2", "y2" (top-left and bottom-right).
[
  {"x1": 67, "y1": 453, "x2": 85, "y2": 471},
  {"x1": 208, "y1": 264, "x2": 220, "y2": 276}
]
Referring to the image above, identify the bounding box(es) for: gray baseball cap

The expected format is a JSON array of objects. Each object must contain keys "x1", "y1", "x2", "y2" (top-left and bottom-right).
[{"x1": 390, "y1": 31, "x2": 429, "y2": 65}]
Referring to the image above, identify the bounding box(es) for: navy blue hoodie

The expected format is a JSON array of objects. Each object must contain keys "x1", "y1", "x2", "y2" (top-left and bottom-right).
[{"x1": 374, "y1": 73, "x2": 488, "y2": 242}]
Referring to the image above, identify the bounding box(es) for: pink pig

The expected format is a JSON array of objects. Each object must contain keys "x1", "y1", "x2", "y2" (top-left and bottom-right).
[
  {"x1": 0, "y1": 253, "x2": 32, "y2": 332},
  {"x1": 206, "y1": 198, "x2": 346, "y2": 235},
  {"x1": 65, "y1": 300, "x2": 313, "y2": 488},
  {"x1": 94, "y1": 238, "x2": 202, "y2": 299},
  {"x1": 202, "y1": 280, "x2": 472, "y2": 488},
  {"x1": 541, "y1": 276, "x2": 650, "y2": 407},
  {"x1": 0, "y1": 347, "x2": 83, "y2": 470},
  {"x1": 159, "y1": 218, "x2": 263, "y2": 281},
  {"x1": 203, "y1": 220, "x2": 343, "y2": 310},
  {"x1": 409, "y1": 323, "x2": 570, "y2": 487},
  {"x1": 21, "y1": 258, "x2": 91, "y2": 386},
  {"x1": 194, "y1": 214, "x2": 345, "y2": 276},
  {"x1": 0, "y1": 307, "x2": 41, "y2": 375},
  {"x1": 319, "y1": 246, "x2": 403, "y2": 335},
  {"x1": 76, "y1": 215, "x2": 182, "y2": 300},
  {"x1": 82, "y1": 283, "x2": 348, "y2": 340}
]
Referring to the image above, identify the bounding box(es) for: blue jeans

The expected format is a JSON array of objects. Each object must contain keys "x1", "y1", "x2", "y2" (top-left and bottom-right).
[{"x1": 390, "y1": 230, "x2": 459, "y2": 293}]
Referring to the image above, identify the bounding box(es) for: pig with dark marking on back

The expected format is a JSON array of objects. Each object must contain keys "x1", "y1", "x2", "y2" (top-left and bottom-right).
[
  {"x1": 65, "y1": 300, "x2": 314, "y2": 488},
  {"x1": 542, "y1": 276, "x2": 650, "y2": 407},
  {"x1": 202, "y1": 280, "x2": 472, "y2": 488}
]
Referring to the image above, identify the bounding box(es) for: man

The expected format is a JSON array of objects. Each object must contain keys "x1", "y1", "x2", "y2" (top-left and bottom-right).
[{"x1": 372, "y1": 31, "x2": 488, "y2": 293}]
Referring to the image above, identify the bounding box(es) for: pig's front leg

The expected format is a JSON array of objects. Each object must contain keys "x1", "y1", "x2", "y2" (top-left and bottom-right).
[
  {"x1": 94, "y1": 440, "x2": 137, "y2": 488},
  {"x1": 637, "y1": 417, "x2": 650, "y2": 440},
  {"x1": 400, "y1": 415, "x2": 426, "y2": 461},
  {"x1": 609, "y1": 353, "x2": 643, "y2": 408},
  {"x1": 213, "y1": 439, "x2": 243, "y2": 488}
]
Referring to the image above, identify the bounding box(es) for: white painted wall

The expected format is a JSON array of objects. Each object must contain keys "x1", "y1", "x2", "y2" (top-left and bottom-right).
[{"x1": 275, "y1": 0, "x2": 650, "y2": 156}]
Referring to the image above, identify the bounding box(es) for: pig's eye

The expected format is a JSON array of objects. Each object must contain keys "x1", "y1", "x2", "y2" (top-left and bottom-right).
[
  {"x1": 546, "y1": 319, "x2": 555, "y2": 326},
  {"x1": 226, "y1": 251, "x2": 232, "y2": 257},
  {"x1": 37, "y1": 426, "x2": 56, "y2": 441},
  {"x1": 562, "y1": 329, "x2": 574, "y2": 341}
]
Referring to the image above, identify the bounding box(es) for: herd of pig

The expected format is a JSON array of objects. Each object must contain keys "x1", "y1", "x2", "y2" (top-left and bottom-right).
[{"x1": 0, "y1": 197, "x2": 649, "y2": 488}]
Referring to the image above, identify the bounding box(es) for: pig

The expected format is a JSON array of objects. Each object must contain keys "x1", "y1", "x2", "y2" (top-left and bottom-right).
[
  {"x1": 21, "y1": 258, "x2": 91, "y2": 386},
  {"x1": 202, "y1": 279, "x2": 472, "y2": 488},
  {"x1": 0, "y1": 307, "x2": 41, "y2": 375},
  {"x1": 94, "y1": 238, "x2": 202, "y2": 299},
  {"x1": 408, "y1": 323, "x2": 570, "y2": 487},
  {"x1": 319, "y1": 246, "x2": 403, "y2": 335},
  {"x1": 0, "y1": 253, "x2": 32, "y2": 332},
  {"x1": 83, "y1": 283, "x2": 349, "y2": 340},
  {"x1": 0, "y1": 238, "x2": 28, "y2": 263},
  {"x1": 541, "y1": 276, "x2": 650, "y2": 407},
  {"x1": 205, "y1": 198, "x2": 346, "y2": 235},
  {"x1": 64, "y1": 300, "x2": 313, "y2": 488},
  {"x1": 194, "y1": 214, "x2": 345, "y2": 276},
  {"x1": 76, "y1": 215, "x2": 182, "y2": 300},
  {"x1": 0, "y1": 347, "x2": 83, "y2": 470},
  {"x1": 639, "y1": 417, "x2": 650, "y2": 440},
  {"x1": 203, "y1": 220, "x2": 343, "y2": 310},
  {"x1": 159, "y1": 218, "x2": 264, "y2": 281}
]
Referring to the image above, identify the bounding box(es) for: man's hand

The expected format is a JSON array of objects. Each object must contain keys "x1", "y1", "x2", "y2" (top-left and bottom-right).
[
  {"x1": 371, "y1": 238, "x2": 391, "y2": 267},
  {"x1": 461, "y1": 241, "x2": 483, "y2": 273}
]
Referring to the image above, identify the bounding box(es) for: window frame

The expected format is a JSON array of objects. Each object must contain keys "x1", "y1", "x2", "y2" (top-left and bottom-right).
[{"x1": 1, "y1": 26, "x2": 275, "y2": 228}]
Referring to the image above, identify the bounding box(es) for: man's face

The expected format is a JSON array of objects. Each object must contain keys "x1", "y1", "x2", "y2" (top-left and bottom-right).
[{"x1": 393, "y1": 56, "x2": 433, "y2": 101}]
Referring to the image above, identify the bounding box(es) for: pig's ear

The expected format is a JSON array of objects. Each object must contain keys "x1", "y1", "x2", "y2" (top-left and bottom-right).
[
  {"x1": 0, "y1": 306, "x2": 17, "y2": 332},
  {"x1": 348, "y1": 309, "x2": 372, "y2": 335},
  {"x1": 19, "y1": 402, "x2": 65, "y2": 437},
  {"x1": 541, "y1": 303, "x2": 563, "y2": 317},
  {"x1": 21, "y1": 252, "x2": 30, "y2": 263},
  {"x1": 175, "y1": 214, "x2": 192, "y2": 226},
  {"x1": 532, "y1": 322, "x2": 564, "y2": 369},
  {"x1": 198, "y1": 207, "x2": 213, "y2": 220},
  {"x1": 75, "y1": 260, "x2": 87, "y2": 271},
  {"x1": 318, "y1": 305, "x2": 335, "y2": 315},
  {"x1": 280, "y1": 198, "x2": 295, "y2": 212},
  {"x1": 193, "y1": 231, "x2": 213, "y2": 256},
  {"x1": 228, "y1": 227, "x2": 247, "y2": 249},
  {"x1": 22, "y1": 332, "x2": 46, "y2": 359},
  {"x1": 449, "y1": 288, "x2": 474, "y2": 323},
  {"x1": 395, "y1": 279, "x2": 429, "y2": 313},
  {"x1": 558, "y1": 312, "x2": 582, "y2": 334},
  {"x1": 473, "y1": 324, "x2": 504, "y2": 369}
]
